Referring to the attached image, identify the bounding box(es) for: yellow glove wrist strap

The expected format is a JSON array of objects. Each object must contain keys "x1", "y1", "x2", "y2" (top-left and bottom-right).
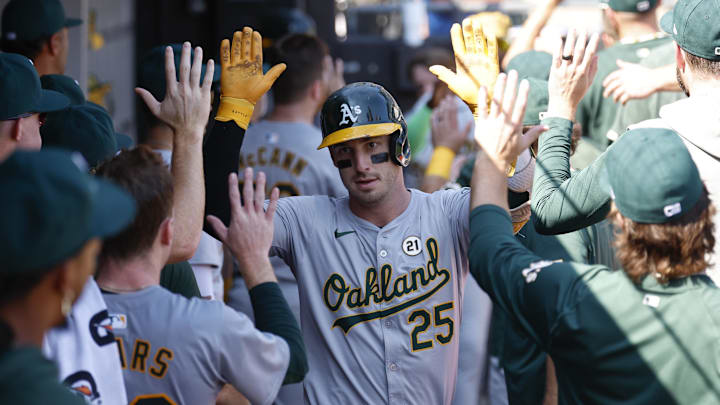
[
  {"x1": 425, "y1": 146, "x2": 456, "y2": 180},
  {"x1": 215, "y1": 96, "x2": 255, "y2": 130}
]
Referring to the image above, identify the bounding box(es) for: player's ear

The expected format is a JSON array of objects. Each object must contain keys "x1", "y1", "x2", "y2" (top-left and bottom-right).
[
  {"x1": 48, "y1": 30, "x2": 64, "y2": 56},
  {"x1": 310, "y1": 79, "x2": 324, "y2": 101},
  {"x1": 676, "y1": 45, "x2": 686, "y2": 73},
  {"x1": 158, "y1": 217, "x2": 174, "y2": 247},
  {"x1": 10, "y1": 118, "x2": 22, "y2": 142}
]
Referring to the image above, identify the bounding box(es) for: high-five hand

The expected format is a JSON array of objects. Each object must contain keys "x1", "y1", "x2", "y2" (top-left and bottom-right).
[
  {"x1": 547, "y1": 30, "x2": 600, "y2": 120},
  {"x1": 429, "y1": 17, "x2": 500, "y2": 117},
  {"x1": 215, "y1": 27, "x2": 287, "y2": 129}
]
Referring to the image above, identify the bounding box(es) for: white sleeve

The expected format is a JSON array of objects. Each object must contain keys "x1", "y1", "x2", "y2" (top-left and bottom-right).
[
  {"x1": 269, "y1": 198, "x2": 294, "y2": 261},
  {"x1": 216, "y1": 305, "x2": 290, "y2": 405},
  {"x1": 442, "y1": 188, "x2": 470, "y2": 245}
]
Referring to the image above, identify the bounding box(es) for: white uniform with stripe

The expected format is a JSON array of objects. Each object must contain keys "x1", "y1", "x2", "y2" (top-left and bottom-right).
[{"x1": 271, "y1": 187, "x2": 470, "y2": 404}]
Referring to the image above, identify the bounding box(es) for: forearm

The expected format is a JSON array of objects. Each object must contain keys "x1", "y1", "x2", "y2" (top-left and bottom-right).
[
  {"x1": 169, "y1": 131, "x2": 205, "y2": 262},
  {"x1": 502, "y1": 0, "x2": 559, "y2": 69},
  {"x1": 653, "y1": 64, "x2": 682, "y2": 93},
  {"x1": 249, "y1": 282, "x2": 308, "y2": 385},
  {"x1": 531, "y1": 117, "x2": 611, "y2": 234},
  {"x1": 203, "y1": 121, "x2": 246, "y2": 236},
  {"x1": 470, "y1": 150, "x2": 508, "y2": 211}
]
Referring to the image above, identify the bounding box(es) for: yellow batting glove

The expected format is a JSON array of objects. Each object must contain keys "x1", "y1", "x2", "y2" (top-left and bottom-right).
[
  {"x1": 215, "y1": 27, "x2": 286, "y2": 129},
  {"x1": 429, "y1": 18, "x2": 500, "y2": 117}
]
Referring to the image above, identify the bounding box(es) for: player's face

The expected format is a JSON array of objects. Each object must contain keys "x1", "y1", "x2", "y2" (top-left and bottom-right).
[{"x1": 331, "y1": 135, "x2": 401, "y2": 206}]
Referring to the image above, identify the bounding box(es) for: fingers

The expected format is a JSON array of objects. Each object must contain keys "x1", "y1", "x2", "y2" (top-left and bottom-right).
[
  {"x1": 463, "y1": 120, "x2": 473, "y2": 137},
  {"x1": 602, "y1": 68, "x2": 621, "y2": 89},
  {"x1": 473, "y1": 20, "x2": 486, "y2": 55},
  {"x1": 562, "y1": 29, "x2": 576, "y2": 60},
  {"x1": 265, "y1": 63, "x2": 287, "y2": 85},
  {"x1": 231, "y1": 30, "x2": 242, "y2": 66},
  {"x1": 254, "y1": 171, "x2": 266, "y2": 212},
  {"x1": 490, "y1": 72, "x2": 507, "y2": 117},
  {"x1": 521, "y1": 125, "x2": 549, "y2": 150},
  {"x1": 486, "y1": 33, "x2": 498, "y2": 64},
  {"x1": 190, "y1": 46, "x2": 203, "y2": 88},
  {"x1": 242, "y1": 167, "x2": 254, "y2": 211},
  {"x1": 572, "y1": 31, "x2": 588, "y2": 66},
  {"x1": 335, "y1": 58, "x2": 344, "y2": 79},
  {"x1": 551, "y1": 35, "x2": 564, "y2": 69},
  {"x1": 202, "y1": 59, "x2": 215, "y2": 90},
  {"x1": 134, "y1": 88, "x2": 160, "y2": 116},
  {"x1": 164, "y1": 46, "x2": 178, "y2": 96},
  {"x1": 501, "y1": 70, "x2": 519, "y2": 117},
  {"x1": 511, "y1": 79, "x2": 530, "y2": 127},
  {"x1": 619, "y1": 92, "x2": 631, "y2": 105},
  {"x1": 450, "y1": 23, "x2": 466, "y2": 57},
  {"x1": 462, "y1": 19, "x2": 476, "y2": 54},
  {"x1": 179, "y1": 42, "x2": 192, "y2": 87},
  {"x1": 266, "y1": 187, "x2": 279, "y2": 221},
  {"x1": 252, "y1": 31, "x2": 262, "y2": 63},
  {"x1": 206, "y1": 215, "x2": 229, "y2": 244},
  {"x1": 220, "y1": 39, "x2": 230, "y2": 70},
  {"x1": 227, "y1": 172, "x2": 242, "y2": 220},
  {"x1": 241, "y1": 26, "x2": 252, "y2": 62},
  {"x1": 603, "y1": 77, "x2": 622, "y2": 99},
  {"x1": 579, "y1": 34, "x2": 600, "y2": 71},
  {"x1": 476, "y1": 87, "x2": 489, "y2": 120}
]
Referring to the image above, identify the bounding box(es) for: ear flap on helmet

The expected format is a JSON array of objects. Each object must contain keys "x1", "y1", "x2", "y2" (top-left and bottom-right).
[{"x1": 391, "y1": 125, "x2": 411, "y2": 167}]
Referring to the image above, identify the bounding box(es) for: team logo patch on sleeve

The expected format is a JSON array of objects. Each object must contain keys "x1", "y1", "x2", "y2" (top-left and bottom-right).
[
  {"x1": 521, "y1": 260, "x2": 561, "y2": 283},
  {"x1": 109, "y1": 313, "x2": 128, "y2": 330}
]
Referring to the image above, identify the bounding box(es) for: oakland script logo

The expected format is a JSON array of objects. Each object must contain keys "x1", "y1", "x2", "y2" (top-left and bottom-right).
[{"x1": 323, "y1": 237, "x2": 450, "y2": 334}]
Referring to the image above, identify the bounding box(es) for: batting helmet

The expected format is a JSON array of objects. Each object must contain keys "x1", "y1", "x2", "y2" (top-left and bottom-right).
[{"x1": 318, "y1": 82, "x2": 410, "y2": 167}]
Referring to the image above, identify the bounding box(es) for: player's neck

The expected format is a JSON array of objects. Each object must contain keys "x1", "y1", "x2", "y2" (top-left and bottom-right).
[
  {"x1": 349, "y1": 187, "x2": 412, "y2": 228},
  {"x1": 0, "y1": 284, "x2": 57, "y2": 347},
  {"x1": 617, "y1": 20, "x2": 660, "y2": 42},
  {"x1": 266, "y1": 101, "x2": 316, "y2": 126},
  {"x1": 96, "y1": 253, "x2": 164, "y2": 293},
  {"x1": 32, "y1": 53, "x2": 62, "y2": 76}
]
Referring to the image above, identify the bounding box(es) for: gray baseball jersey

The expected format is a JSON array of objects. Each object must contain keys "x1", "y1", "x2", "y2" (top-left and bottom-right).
[
  {"x1": 102, "y1": 286, "x2": 290, "y2": 405},
  {"x1": 229, "y1": 120, "x2": 346, "y2": 405},
  {"x1": 271, "y1": 188, "x2": 470, "y2": 405}
]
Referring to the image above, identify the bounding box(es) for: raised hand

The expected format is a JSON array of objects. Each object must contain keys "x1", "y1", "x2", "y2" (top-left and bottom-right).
[
  {"x1": 474, "y1": 71, "x2": 547, "y2": 173},
  {"x1": 206, "y1": 168, "x2": 280, "y2": 287},
  {"x1": 135, "y1": 42, "x2": 214, "y2": 142},
  {"x1": 429, "y1": 17, "x2": 500, "y2": 117},
  {"x1": 431, "y1": 96, "x2": 472, "y2": 153},
  {"x1": 216, "y1": 27, "x2": 287, "y2": 129},
  {"x1": 547, "y1": 30, "x2": 600, "y2": 120},
  {"x1": 602, "y1": 60, "x2": 656, "y2": 104},
  {"x1": 323, "y1": 55, "x2": 345, "y2": 94}
]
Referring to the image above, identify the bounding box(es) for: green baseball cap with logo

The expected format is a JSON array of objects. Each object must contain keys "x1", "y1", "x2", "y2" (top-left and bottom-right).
[
  {"x1": 507, "y1": 51, "x2": 552, "y2": 81},
  {"x1": 660, "y1": 0, "x2": 720, "y2": 61},
  {"x1": 522, "y1": 78, "x2": 549, "y2": 127},
  {"x1": 600, "y1": 0, "x2": 658, "y2": 12},
  {"x1": 605, "y1": 128, "x2": 703, "y2": 224},
  {"x1": 41, "y1": 103, "x2": 118, "y2": 168},
  {"x1": 41, "y1": 74, "x2": 85, "y2": 105},
  {"x1": 1, "y1": 0, "x2": 82, "y2": 41},
  {"x1": 0, "y1": 53, "x2": 69, "y2": 120},
  {"x1": 138, "y1": 44, "x2": 221, "y2": 101},
  {"x1": 0, "y1": 148, "x2": 136, "y2": 275}
]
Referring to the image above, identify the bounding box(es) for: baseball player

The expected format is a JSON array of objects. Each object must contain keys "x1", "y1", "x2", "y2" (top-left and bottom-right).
[
  {"x1": 469, "y1": 64, "x2": 720, "y2": 403},
  {"x1": 225, "y1": 33, "x2": 345, "y2": 405},
  {"x1": 0, "y1": 149, "x2": 136, "y2": 405}
]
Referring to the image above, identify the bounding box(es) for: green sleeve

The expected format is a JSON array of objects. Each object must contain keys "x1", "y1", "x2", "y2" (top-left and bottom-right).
[
  {"x1": 250, "y1": 282, "x2": 308, "y2": 385},
  {"x1": 469, "y1": 205, "x2": 589, "y2": 347},
  {"x1": 531, "y1": 117, "x2": 612, "y2": 235},
  {"x1": 406, "y1": 104, "x2": 432, "y2": 157},
  {"x1": 159, "y1": 261, "x2": 202, "y2": 299}
]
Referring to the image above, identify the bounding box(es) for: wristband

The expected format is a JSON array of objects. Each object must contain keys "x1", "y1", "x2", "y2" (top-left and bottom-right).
[
  {"x1": 215, "y1": 96, "x2": 254, "y2": 130},
  {"x1": 425, "y1": 146, "x2": 456, "y2": 179}
]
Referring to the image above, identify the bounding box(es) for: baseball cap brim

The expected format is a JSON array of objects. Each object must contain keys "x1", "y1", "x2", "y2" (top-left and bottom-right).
[
  {"x1": 115, "y1": 133, "x2": 134, "y2": 150},
  {"x1": 89, "y1": 176, "x2": 136, "y2": 239},
  {"x1": 660, "y1": 10, "x2": 674, "y2": 36},
  {"x1": 65, "y1": 18, "x2": 83, "y2": 28},
  {"x1": 35, "y1": 89, "x2": 70, "y2": 114}
]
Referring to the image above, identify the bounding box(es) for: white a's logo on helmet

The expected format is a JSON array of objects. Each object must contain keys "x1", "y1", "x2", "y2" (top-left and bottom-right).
[{"x1": 339, "y1": 103, "x2": 362, "y2": 125}]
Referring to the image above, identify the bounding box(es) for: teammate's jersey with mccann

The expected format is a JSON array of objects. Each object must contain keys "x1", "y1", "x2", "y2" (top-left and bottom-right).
[
  {"x1": 102, "y1": 286, "x2": 290, "y2": 405},
  {"x1": 271, "y1": 188, "x2": 470, "y2": 405},
  {"x1": 43, "y1": 278, "x2": 128, "y2": 405}
]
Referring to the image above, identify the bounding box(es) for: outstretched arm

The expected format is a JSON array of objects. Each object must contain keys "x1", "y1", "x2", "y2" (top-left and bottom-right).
[
  {"x1": 203, "y1": 27, "x2": 286, "y2": 234},
  {"x1": 136, "y1": 42, "x2": 214, "y2": 262}
]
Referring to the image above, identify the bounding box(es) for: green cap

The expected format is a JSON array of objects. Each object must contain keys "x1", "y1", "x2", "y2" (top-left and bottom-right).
[
  {"x1": 138, "y1": 44, "x2": 220, "y2": 101},
  {"x1": 0, "y1": 149, "x2": 136, "y2": 275},
  {"x1": 660, "y1": 0, "x2": 720, "y2": 61},
  {"x1": 606, "y1": 128, "x2": 703, "y2": 224},
  {"x1": 0, "y1": 53, "x2": 69, "y2": 120},
  {"x1": 1, "y1": 0, "x2": 82, "y2": 41},
  {"x1": 600, "y1": 0, "x2": 658, "y2": 12},
  {"x1": 523, "y1": 78, "x2": 549, "y2": 127},
  {"x1": 41, "y1": 74, "x2": 85, "y2": 105},
  {"x1": 506, "y1": 51, "x2": 552, "y2": 80},
  {"x1": 41, "y1": 103, "x2": 118, "y2": 168}
]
